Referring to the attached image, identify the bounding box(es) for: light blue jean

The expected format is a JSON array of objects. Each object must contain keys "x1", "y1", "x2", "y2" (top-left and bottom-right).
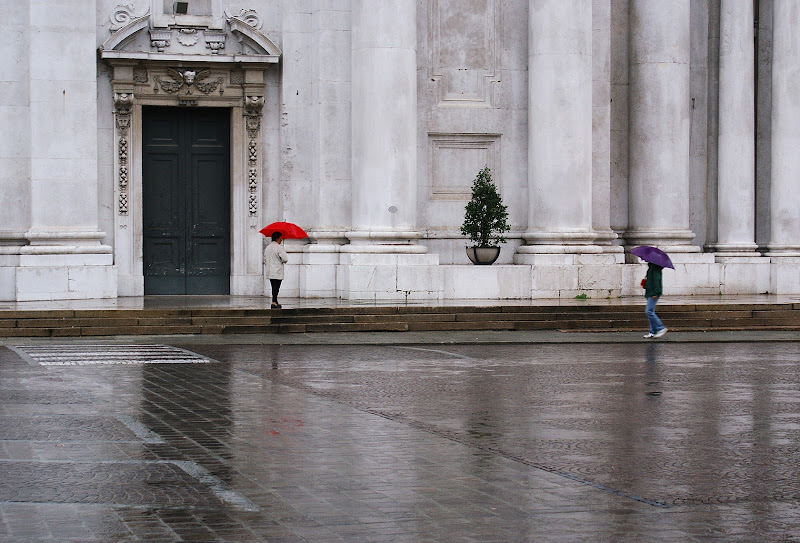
[{"x1": 645, "y1": 296, "x2": 665, "y2": 335}]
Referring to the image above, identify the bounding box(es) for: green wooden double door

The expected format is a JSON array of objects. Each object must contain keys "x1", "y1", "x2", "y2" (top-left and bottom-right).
[{"x1": 142, "y1": 107, "x2": 231, "y2": 294}]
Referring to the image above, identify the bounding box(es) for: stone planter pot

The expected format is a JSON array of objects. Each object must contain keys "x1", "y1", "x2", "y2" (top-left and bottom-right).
[{"x1": 466, "y1": 246, "x2": 501, "y2": 265}]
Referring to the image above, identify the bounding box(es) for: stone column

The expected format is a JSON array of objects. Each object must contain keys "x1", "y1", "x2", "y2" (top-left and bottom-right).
[
  {"x1": 713, "y1": 0, "x2": 758, "y2": 256},
  {"x1": 340, "y1": 0, "x2": 440, "y2": 301},
  {"x1": 12, "y1": 0, "x2": 115, "y2": 300},
  {"x1": 768, "y1": 0, "x2": 800, "y2": 256},
  {"x1": 0, "y1": 0, "x2": 31, "y2": 248},
  {"x1": 591, "y1": 0, "x2": 621, "y2": 251},
  {"x1": 346, "y1": 0, "x2": 425, "y2": 253},
  {"x1": 626, "y1": 0, "x2": 697, "y2": 251},
  {"x1": 518, "y1": 0, "x2": 599, "y2": 257}
]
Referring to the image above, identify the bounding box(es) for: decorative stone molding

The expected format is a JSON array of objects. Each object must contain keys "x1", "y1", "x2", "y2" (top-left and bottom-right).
[
  {"x1": 176, "y1": 28, "x2": 199, "y2": 47},
  {"x1": 244, "y1": 95, "x2": 263, "y2": 139},
  {"x1": 133, "y1": 67, "x2": 148, "y2": 83},
  {"x1": 244, "y1": 95, "x2": 264, "y2": 113},
  {"x1": 114, "y1": 92, "x2": 133, "y2": 114},
  {"x1": 225, "y1": 9, "x2": 263, "y2": 30},
  {"x1": 149, "y1": 29, "x2": 171, "y2": 52},
  {"x1": 114, "y1": 92, "x2": 133, "y2": 215},
  {"x1": 205, "y1": 30, "x2": 226, "y2": 54},
  {"x1": 100, "y1": 8, "x2": 281, "y2": 63},
  {"x1": 153, "y1": 68, "x2": 222, "y2": 95},
  {"x1": 244, "y1": 95, "x2": 264, "y2": 216}
]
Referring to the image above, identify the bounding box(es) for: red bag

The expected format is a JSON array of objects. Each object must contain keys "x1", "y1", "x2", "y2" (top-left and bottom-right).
[{"x1": 640, "y1": 278, "x2": 646, "y2": 288}]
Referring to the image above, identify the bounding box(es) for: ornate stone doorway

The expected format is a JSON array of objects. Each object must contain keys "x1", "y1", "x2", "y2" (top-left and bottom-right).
[{"x1": 100, "y1": 9, "x2": 280, "y2": 296}]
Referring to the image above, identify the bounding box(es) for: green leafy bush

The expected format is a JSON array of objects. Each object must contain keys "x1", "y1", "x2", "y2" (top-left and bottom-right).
[{"x1": 460, "y1": 167, "x2": 509, "y2": 247}]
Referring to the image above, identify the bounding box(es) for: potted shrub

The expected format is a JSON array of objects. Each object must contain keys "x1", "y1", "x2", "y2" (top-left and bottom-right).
[{"x1": 460, "y1": 167, "x2": 509, "y2": 265}]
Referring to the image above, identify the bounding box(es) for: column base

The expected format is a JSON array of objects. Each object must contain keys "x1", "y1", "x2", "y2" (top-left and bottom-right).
[
  {"x1": 1, "y1": 255, "x2": 117, "y2": 302},
  {"x1": 517, "y1": 230, "x2": 605, "y2": 256},
  {"x1": 0, "y1": 233, "x2": 118, "y2": 301},
  {"x1": 765, "y1": 243, "x2": 800, "y2": 257},
  {"x1": 622, "y1": 229, "x2": 700, "y2": 252},
  {"x1": 343, "y1": 230, "x2": 428, "y2": 254},
  {"x1": 710, "y1": 242, "x2": 760, "y2": 258}
]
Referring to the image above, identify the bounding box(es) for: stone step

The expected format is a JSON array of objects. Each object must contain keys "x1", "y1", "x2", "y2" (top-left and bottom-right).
[{"x1": 0, "y1": 303, "x2": 798, "y2": 337}]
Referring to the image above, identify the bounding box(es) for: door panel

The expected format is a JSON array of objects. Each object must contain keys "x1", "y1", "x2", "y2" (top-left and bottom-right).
[{"x1": 143, "y1": 107, "x2": 230, "y2": 294}]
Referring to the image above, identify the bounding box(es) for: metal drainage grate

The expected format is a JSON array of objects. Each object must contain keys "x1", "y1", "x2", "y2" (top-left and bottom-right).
[{"x1": 9, "y1": 344, "x2": 212, "y2": 366}]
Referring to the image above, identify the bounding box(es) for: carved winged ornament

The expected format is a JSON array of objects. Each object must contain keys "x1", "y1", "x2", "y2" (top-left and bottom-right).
[{"x1": 154, "y1": 68, "x2": 222, "y2": 95}]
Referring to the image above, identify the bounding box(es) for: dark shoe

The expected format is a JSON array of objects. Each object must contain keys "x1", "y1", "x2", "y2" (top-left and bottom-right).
[{"x1": 271, "y1": 302, "x2": 281, "y2": 309}]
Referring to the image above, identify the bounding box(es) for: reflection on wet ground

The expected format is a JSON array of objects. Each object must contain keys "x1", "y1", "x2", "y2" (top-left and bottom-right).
[{"x1": 1, "y1": 341, "x2": 799, "y2": 541}]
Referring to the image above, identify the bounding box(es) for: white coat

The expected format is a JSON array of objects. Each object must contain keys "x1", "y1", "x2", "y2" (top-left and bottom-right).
[{"x1": 264, "y1": 241, "x2": 288, "y2": 280}]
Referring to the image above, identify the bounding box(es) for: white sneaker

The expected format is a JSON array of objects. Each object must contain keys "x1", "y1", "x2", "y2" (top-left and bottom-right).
[
  {"x1": 654, "y1": 327, "x2": 668, "y2": 338},
  {"x1": 643, "y1": 333, "x2": 654, "y2": 338}
]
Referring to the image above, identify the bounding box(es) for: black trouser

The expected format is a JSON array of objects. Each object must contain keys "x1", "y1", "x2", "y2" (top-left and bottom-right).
[{"x1": 269, "y1": 279, "x2": 282, "y2": 304}]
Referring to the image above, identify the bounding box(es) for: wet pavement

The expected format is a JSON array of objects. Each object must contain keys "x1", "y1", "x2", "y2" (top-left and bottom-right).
[{"x1": 1, "y1": 337, "x2": 800, "y2": 542}]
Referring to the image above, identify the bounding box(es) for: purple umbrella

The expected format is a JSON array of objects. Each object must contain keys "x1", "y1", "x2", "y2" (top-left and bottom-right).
[{"x1": 631, "y1": 246, "x2": 674, "y2": 269}]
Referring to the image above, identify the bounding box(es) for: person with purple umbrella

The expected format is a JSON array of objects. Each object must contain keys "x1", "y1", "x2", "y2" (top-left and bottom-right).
[
  {"x1": 631, "y1": 246, "x2": 673, "y2": 339},
  {"x1": 642, "y1": 262, "x2": 667, "y2": 338}
]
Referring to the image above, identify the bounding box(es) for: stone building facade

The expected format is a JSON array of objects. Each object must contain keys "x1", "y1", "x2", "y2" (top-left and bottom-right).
[{"x1": 1, "y1": 0, "x2": 798, "y2": 301}]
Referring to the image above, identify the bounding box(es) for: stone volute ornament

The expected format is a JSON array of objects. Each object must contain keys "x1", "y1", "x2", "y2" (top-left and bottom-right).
[{"x1": 110, "y1": 3, "x2": 149, "y2": 31}]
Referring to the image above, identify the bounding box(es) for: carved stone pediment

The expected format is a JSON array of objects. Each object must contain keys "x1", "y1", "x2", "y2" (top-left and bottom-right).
[{"x1": 99, "y1": 7, "x2": 281, "y2": 64}]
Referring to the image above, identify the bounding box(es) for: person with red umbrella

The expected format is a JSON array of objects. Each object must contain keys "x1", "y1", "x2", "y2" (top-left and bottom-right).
[
  {"x1": 263, "y1": 231, "x2": 289, "y2": 309},
  {"x1": 632, "y1": 246, "x2": 673, "y2": 339},
  {"x1": 260, "y1": 222, "x2": 307, "y2": 309}
]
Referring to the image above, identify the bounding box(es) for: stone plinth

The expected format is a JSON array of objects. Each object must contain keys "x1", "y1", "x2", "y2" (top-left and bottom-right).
[
  {"x1": 716, "y1": 257, "x2": 771, "y2": 294},
  {"x1": 336, "y1": 253, "x2": 442, "y2": 301},
  {"x1": 770, "y1": 257, "x2": 800, "y2": 294},
  {"x1": 442, "y1": 265, "x2": 531, "y2": 299},
  {"x1": 2, "y1": 252, "x2": 117, "y2": 302}
]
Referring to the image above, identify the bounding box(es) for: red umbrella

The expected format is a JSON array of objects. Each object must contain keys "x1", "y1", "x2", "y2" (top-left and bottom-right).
[{"x1": 259, "y1": 222, "x2": 308, "y2": 240}]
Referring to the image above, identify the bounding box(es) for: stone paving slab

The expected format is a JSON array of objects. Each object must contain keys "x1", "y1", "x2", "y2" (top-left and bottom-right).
[{"x1": 1, "y1": 339, "x2": 800, "y2": 541}]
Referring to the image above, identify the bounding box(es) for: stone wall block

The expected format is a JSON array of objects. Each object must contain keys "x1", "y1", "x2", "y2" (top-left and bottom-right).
[
  {"x1": 720, "y1": 261, "x2": 771, "y2": 294},
  {"x1": 442, "y1": 265, "x2": 530, "y2": 299}
]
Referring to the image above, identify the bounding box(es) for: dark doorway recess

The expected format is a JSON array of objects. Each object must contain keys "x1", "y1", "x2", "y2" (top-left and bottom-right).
[{"x1": 142, "y1": 107, "x2": 231, "y2": 294}]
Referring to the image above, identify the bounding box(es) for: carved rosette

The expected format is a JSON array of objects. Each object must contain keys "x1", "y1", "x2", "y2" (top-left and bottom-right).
[
  {"x1": 244, "y1": 96, "x2": 264, "y2": 216},
  {"x1": 114, "y1": 92, "x2": 133, "y2": 215}
]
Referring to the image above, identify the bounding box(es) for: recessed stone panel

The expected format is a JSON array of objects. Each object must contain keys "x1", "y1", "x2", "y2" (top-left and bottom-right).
[
  {"x1": 428, "y1": 0, "x2": 501, "y2": 106},
  {"x1": 428, "y1": 133, "x2": 500, "y2": 201}
]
